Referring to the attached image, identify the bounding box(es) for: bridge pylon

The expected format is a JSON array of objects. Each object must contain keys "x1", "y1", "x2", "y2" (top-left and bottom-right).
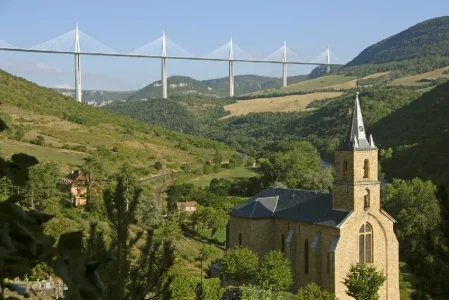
[
  {"x1": 161, "y1": 31, "x2": 168, "y2": 99},
  {"x1": 326, "y1": 45, "x2": 331, "y2": 73},
  {"x1": 74, "y1": 24, "x2": 82, "y2": 103},
  {"x1": 282, "y1": 41, "x2": 287, "y2": 87},
  {"x1": 229, "y1": 37, "x2": 234, "y2": 98}
]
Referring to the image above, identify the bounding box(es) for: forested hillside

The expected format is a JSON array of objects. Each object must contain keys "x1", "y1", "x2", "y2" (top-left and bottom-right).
[
  {"x1": 0, "y1": 69, "x2": 235, "y2": 175},
  {"x1": 372, "y1": 80, "x2": 449, "y2": 186},
  {"x1": 342, "y1": 16, "x2": 449, "y2": 75}
]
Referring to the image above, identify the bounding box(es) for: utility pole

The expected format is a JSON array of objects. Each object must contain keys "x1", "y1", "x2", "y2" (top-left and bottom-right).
[{"x1": 74, "y1": 23, "x2": 82, "y2": 103}]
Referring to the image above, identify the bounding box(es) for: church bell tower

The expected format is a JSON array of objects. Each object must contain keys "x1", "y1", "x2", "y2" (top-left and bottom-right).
[{"x1": 332, "y1": 93, "x2": 380, "y2": 212}]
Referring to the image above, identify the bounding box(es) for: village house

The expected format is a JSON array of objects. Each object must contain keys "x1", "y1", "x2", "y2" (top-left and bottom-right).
[
  {"x1": 225, "y1": 93, "x2": 399, "y2": 299},
  {"x1": 63, "y1": 170, "x2": 90, "y2": 206},
  {"x1": 176, "y1": 201, "x2": 198, "y2": 213}
]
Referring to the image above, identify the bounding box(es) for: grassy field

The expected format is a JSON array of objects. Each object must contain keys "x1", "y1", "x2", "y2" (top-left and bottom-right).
[
  {"x1": 188, "y1": 167, "x2": 261, "y2": 186},
  {"x1": 389, "y1": 66, "x2": 449, "y2": 86},
  {"x1": 0, "y1": 139, "x2": 88, "y2": 167},
  {"x1": 222, "y1": 92, "x2": 343, "y2": 118},
  {"x1": 249, "y1": 75, "x2": 355, "y2": 95}
]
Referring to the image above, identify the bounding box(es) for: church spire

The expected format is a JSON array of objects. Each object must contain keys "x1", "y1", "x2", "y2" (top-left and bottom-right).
[{"x1": 339, "y1": 92, "x2": 376, "y2": 150}]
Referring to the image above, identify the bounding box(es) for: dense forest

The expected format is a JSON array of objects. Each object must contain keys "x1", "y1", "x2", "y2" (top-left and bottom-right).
[{"x1": 342, "y1": 16, "x2": 449, "y2": 75}]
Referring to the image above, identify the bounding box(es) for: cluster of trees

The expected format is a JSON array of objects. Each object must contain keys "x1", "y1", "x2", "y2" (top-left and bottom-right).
[{"x1": 382, "y1": 178, "x2": 449, "y2": 298}]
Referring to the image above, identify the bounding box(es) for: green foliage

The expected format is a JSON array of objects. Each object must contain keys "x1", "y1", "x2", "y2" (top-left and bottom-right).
[
  {"x1": 371, "y1": 80, "x2": 449, "y2": 187},
  {"x1": 200, "y1": 278, "x2": 226, "y2": 300},
  {"x1": 154, "y1": 161, "x2": 163, "y2": 170},
  {"x1": 32, "y1": 135, "x2": 45, "y2": 146},
  {"x1": 219, "y1": 246, "x2": 259, "y2": 285},
  {"x1": 240, "y1": 285, "x2": 273, "y2": 300},
  {"x1": 256, "y1": 250, "x2": 293, "y2": 292},
  {"x1": 168, "y1": 264, "x2": 197, "y2": 299},
  {"x1": 101, "y1": 171, "x2": 175, "y2": 300},
  {"x1": 343, "y1": 263, "x2": 386, "y2": 300},
  {"x1": 260, "y1": 141, "x2": 333, "y2": 192},
  {"x1": 229, "y1": 153, "x2": 244, "y2": 169},
  {"x1": 343, "y1": 16, "x2": 449, "y2": 75},
  {"x1": 382, "y1": 178, "x2": 440, "y2": 251},
  {"x1": 296, "y1": 283, "x2": 337, "y2": 300}
]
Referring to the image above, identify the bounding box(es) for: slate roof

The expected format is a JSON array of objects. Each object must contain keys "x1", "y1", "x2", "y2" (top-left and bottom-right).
[
  {"x1": 230, "y1": 187, "x2": 351, "y2": 228},
  {"x1": 338, "y1": 92, "x2": 377, "y2": 151}
]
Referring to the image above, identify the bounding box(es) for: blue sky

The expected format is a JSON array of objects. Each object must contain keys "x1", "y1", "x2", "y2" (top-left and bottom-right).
[{"x1": 0, "y1": 0, "x2": 448, "y2": 90}]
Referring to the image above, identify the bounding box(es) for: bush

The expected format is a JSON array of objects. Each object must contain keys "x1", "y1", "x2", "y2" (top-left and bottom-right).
[{"x1": 154, "y1": 161, "x2": 163, "y2": 170}]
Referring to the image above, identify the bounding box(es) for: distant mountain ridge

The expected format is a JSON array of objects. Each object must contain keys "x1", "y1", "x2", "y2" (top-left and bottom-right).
[
  {"x1": 52, "y1": 88, "x2": 135, "y2": 106},
  {"x1": 342, "y1": 16, "x2": 449, "y2": 75},
  {"x1": 128, "y1": 74, "x2": 309, "y2": 100}
]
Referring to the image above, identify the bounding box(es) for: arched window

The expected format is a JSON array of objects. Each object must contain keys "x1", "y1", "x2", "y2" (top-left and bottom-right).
[
  {"x1": 359, "y1": 223, "x2": 373, "y2": 263},
  {"x1": 363, "y1": 159, "x2": 369, "y2": 179},
  {"x1": 364, "y1": 189, "x2": 371, "y2": 209},
  {"x1": 238, "y1": 233, "x2": 242, "y2": 246},
  {"x1": 281, "y1": 234, "x2": 285, "y2": 252},
  {"x1": 343, "y1": 160, "x2": 348, "y2": 179},
  {"x1": 304, "y1": 239, "x2": 309, "y2": 274}
]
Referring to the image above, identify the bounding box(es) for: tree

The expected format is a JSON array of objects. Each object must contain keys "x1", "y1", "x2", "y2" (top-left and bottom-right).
[
  {"x1": 343, "y1": 263, "x2": 386, "y2": 300},
  {"x1": 219, "y1": 246, "x2": 259, "y2": 286},
  {"x1": 209, "y1": 178, "x2": 232, "y2": 196},
  {"x1": 240, "y1": 285, "x2": 272, "y2": 300},
  {"x1": 296, "y1": 283, "x2": 336, "y2": 300},
  {"x1": 260, "y1": 141, "x2": 331, "y2": 192},
  {"x1": 101, "y1": 171, "x2": 175, "y2": 300},
  {"x1": 154, "y1": 161, "x2": 163, "y2": 170},
  {"x1": 256, "y1": 250, "x2": 293, "y2": 292},
  {"x1": 33, "y1": 135, "x2": 45, "y2": 146},
  {"x1": 382, "y1": 178, "x2": 440, "y2": 251},
  {"x1": 229, "y1": 153, "x2": 244, "y2": 169},
  {"x1": 199, "y1": 278, "x2": 226, "y2": 300}
]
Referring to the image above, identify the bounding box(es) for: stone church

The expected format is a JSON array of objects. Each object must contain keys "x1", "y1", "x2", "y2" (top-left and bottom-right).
[{"x1": 226, "y1": 93, "x2": 399, "y2": 299}]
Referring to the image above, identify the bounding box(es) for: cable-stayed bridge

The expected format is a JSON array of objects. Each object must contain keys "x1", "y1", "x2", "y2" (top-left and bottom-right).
[{"x1": 0, "y1": 24, "x2": 346, "y2": 101}]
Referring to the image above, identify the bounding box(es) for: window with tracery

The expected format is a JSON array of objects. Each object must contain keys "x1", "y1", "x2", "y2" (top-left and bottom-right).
[{"x1": 359, "y1": 223, "x2": 373, "y2": 263}]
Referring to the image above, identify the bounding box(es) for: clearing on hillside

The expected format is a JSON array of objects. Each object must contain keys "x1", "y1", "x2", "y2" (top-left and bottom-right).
[
  {"x1": 222, "y1": 92, "x2": 343, "y2": 118},
  {"x1": 250, "y1": 75, "x2": 355, "y2": 95},
  {"x1": 388, "y1": 66, "x2": 449, "y2": 87}
]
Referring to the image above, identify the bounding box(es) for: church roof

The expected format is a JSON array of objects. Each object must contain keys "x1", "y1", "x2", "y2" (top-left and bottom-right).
[
  {"x1": 338, "y1": 92, "x2": 377, "y2": 151},
  {"x1": 230, "y1": 187, "x2": 351, "y2": 228}
]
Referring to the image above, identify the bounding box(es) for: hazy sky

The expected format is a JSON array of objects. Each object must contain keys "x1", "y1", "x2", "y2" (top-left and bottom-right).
[{"x1": 0, "y1": 0, "x2": 448, "y2": 90}]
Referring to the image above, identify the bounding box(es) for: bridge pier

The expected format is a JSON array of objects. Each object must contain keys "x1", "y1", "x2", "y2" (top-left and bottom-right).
[
  {"x1": 282, "y1": 41, "x2": 287, "y2": 87},
  {"x1": 161, "y1": 32, "x2": 168, "y2": 99},
  {"x1": 74, "y1": 24, "x2": 82, "y2": 103},
  {"x1": 326, "y1": 45, "x2": 331, "y2": 73},
  {"x1": 229, "y1": 37, "x2": 234, "y2": 97}
]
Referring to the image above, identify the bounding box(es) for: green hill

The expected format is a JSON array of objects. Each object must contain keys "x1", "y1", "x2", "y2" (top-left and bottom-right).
[
  {"x1": 128, "y1": 74, "x2": 309, "y2": 99},
  {"x1": 0, "y1": 69, "x2": 235, "y2": 176},
  {"x1": 371, "y1": 80, "x2": 449, "y2": 185},
  {"x1": 342, "y1": 16, "x2": 449, "y2": 75}
]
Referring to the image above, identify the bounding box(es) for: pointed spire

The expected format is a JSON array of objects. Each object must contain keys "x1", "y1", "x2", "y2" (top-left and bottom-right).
[
  {"x1": 339, "y1": 92, "x2": 376, "y2": 150},
  {"x1": 369, "y1": 134, "x2": 376, "y2": 148}
]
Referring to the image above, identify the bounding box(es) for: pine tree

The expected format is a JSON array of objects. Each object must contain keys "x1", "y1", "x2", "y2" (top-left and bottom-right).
[{"x1": 101, "y1": 170, "x2": 175, "y2": 300}]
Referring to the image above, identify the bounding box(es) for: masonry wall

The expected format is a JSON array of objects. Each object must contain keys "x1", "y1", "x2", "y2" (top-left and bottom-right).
[
  {"x1": 228, "y1": 216, "x2": 340, "y2": 293},
  {"x1": 334, "y1": 210, "x2": 399, "y2": 300}
]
